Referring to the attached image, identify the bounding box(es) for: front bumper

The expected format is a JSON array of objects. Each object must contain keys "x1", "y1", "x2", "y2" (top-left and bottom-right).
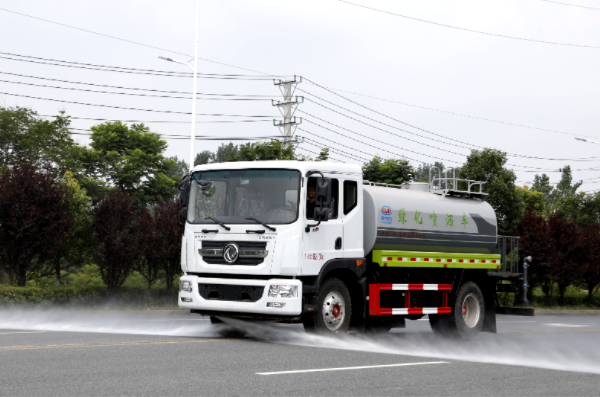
[{"x1": 178, "y1": 275, "x2": 302, "y2": 316}]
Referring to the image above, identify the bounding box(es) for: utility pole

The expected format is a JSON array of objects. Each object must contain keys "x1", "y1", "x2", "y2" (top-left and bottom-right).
[
  {"x1": 159, "y1": 0, "x2": 200, "y2": 172},
  {"x1": 273, "y1": 76, "x2": 303, "y2": 148}
]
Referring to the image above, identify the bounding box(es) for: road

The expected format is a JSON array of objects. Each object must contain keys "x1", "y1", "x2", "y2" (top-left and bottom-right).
[{"x1": 1, "y1": 311, "x2": 599, "y2": 396}]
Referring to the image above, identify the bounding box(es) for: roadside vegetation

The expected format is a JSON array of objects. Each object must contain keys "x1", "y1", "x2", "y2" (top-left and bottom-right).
[{"x1": 1, "y1": 106, "x2": 599, "y2": 309}]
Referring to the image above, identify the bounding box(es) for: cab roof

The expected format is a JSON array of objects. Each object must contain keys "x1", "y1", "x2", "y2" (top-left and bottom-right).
[{"x1": 191, "y1": 160, "x2": 362, "y2": 176}]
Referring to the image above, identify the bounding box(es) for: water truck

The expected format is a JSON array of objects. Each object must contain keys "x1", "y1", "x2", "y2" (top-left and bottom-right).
[{"x1": 177, "y1": 161, "x2": 531, "y2": 338}]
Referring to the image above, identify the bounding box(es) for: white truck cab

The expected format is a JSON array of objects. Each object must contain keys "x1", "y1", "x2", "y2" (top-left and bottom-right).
[{"x1": 178, "y1": 161, "x2": 364, "y2": 320}]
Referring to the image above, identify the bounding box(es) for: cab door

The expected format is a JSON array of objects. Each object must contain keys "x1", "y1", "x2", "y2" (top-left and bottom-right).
[
  {"x1": 341, "y1": 178, "x2": 364, "y2": 259},
  {"x1": 301, "y1": 176, "x2": 344, "y2": 276}
]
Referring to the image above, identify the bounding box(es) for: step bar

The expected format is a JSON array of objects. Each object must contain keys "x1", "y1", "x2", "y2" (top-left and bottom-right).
[{"x1": 369, "y1": 283, "x2": 453, "y2": 316}]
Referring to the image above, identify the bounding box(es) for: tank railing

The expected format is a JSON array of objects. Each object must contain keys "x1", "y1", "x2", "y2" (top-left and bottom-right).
[{"x1": 489, "y1": 236, "x2": 521, "y2": 277}]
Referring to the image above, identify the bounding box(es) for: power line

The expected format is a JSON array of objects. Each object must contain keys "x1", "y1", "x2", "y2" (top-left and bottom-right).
[
  {"x1": 0, "y1": 71, "x2": 278, "y2": 97},
  {"x1": 0, "y1": 55, "x2": 272, "y2": 80},
  {"x1": 69, "y1": 128, "x2": 281, "y2": 141},
  {"x1": 315, "y1": 85, "x2": 600, "y2": 141},
  {"x1": 338, "y1": 0, "x2": 600, "y2": 49},
  {"x1": 0, "y1": 79, "x2": 274, "y2": 101},
  {"x1": 301, "y1": 117, "x2": 454, "y2": 164},
  {"x1": 39, "y1": 115, "x2": 272, "y2": 124},
  {"x1": 0, "y1": 51, "x2": 278, "y2": 78},
  {"x1": 0, "y1": 91, "x2": 277, "y2": 118},
  {"x1": 0, "y1": 8, "x2": 279, "y2": 76},
  {"x1": 297, "y1": 145, "x2": 347, "y2": 163},
  {"x1": 540, "y1": 0, "x2": 600, "y2": 10},
  {"x1": 300, "y1": 126, "x2": 427, "y2": 165},
  {"x1": 302, "y1": 82, "x2": 600, "y2": 162},
  {"x1": 301, "y1": 136, "x2": 371, "y2": 162}
]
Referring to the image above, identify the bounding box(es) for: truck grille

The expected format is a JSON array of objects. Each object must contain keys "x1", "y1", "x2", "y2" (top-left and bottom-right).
[
  {"x1": 198, "y1": 284, "x2": 264, "y2": 302},
  {"x1": 200, "y1": 241, "x2": 268, "y2": 265}
]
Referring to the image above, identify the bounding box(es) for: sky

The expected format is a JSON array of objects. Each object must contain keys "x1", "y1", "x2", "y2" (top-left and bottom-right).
[{"x1": 0, "y1": 0, "x2": 599, "y2": 192}]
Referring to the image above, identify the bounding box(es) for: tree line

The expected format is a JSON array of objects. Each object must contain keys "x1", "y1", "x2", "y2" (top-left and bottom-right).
[{"x1": 1, "y1": 106, "x2": 599, "y2": 305}]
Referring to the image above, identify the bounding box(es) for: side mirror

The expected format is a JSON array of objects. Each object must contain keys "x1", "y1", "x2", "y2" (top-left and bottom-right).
[
  {"x1": 178, "y1": 176, "x2": 191, "y2": 226},
  {"x1": 315, "y1": 177, "x2": 332, "y2": 206},
  {"x1": 313, "y1": 207, "x2": 329, "y2": 222},
  {"x1": 178, "y1": 176, "x2": 191, "y2": 209},
  {"x1": 178, "y1": 208, "x2": 187, "y2": 226}
]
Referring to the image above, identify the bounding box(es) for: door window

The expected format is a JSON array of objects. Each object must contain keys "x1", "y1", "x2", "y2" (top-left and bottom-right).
[{"x1": 343, "y1": 180, "x2": 358, "y2": 215}]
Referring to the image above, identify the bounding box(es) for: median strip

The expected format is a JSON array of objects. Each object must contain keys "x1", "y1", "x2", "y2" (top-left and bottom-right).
[{"x1": 256, "y1": 361, "x2": 449, "y2": 375}]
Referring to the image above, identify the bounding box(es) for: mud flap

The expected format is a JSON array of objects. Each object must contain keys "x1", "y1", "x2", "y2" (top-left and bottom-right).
[{"x1": 482, "y1": 278, "x2": 497, "y2": 333}]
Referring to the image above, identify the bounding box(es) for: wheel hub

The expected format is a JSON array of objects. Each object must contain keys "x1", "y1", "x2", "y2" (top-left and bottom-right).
[
  {"x1": 322, "y1": 291, "x2": 345, "y2": 331},
  {"x1": 462, "y1": 293, "x2": 480, "y2": 328}
]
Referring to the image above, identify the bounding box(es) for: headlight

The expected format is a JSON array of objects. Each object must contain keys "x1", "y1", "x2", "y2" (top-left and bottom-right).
[
  {"x1": 268, "y1": 285, "x2": 297, "y2": 298},
  {"x1": 179, "y1": 280, "x2": 192, "y2": 292}
]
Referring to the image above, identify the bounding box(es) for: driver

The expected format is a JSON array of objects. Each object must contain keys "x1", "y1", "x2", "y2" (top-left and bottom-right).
[{"x1": 306, "y1": 185, "x2": 316, "y2": 219}]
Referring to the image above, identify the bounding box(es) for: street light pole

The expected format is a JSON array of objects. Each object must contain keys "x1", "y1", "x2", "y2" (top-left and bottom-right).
[{"x1": 159, "y1": 0, "x2": 200, "y2": 172}]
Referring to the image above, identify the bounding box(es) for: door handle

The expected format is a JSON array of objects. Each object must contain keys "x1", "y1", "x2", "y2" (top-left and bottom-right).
[{"x1": 335, "y1": 237, "x2": 342, "y2": 250}]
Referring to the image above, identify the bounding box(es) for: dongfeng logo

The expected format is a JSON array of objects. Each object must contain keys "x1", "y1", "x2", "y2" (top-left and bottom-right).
[
  {"x1": 381, "y1": 206, "x2": 392, "y2": 215},
  {"x1": 223, "y1": 243, "x2": 239, "y2": 264}
]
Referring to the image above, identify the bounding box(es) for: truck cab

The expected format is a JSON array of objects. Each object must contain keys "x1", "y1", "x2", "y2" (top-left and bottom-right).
[{"x1": 177, "y1": 161, "x2": 364, "y2": 325}]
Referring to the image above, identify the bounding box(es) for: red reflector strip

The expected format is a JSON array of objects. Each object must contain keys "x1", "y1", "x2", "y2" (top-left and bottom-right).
[
  {"x1": 436, "y1": 258, "x2": 442, "y2": 262},
  {"x1": 409, "y1": 284, "x2": 424, "y2": 290},
  {"x1": 380, "y1": 308, "x2": 393, "y2": 315}
]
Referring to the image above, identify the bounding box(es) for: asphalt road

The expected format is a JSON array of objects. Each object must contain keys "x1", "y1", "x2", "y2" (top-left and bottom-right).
[{"x1": 1, "y1": 311, "x2": 600, "y2": 396}]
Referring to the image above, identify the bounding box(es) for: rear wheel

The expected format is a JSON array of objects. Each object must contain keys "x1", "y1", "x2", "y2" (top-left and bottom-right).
[
  {"x1": 306, "y1": 278, "x2": 352, "y2": 334},
  {"x1": 431, "y1": 281, "x2": 485, "y2": 339}
]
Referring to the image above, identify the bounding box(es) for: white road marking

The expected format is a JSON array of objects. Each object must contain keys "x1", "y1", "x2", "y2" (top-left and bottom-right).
[
  {"x1": 256, "y1": 361, "x2": 449, "y2": 375},
  {"x1": 543, "y1": 323, "x2": 589, "y2": 328},
  {"x1": 0, "y1": 331, "x2": 47, "y2": 335}
]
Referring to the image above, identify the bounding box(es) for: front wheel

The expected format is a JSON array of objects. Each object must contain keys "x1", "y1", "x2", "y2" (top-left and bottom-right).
[{"x1": 307, "y1": 278, "x2": 352, "y2": 334}]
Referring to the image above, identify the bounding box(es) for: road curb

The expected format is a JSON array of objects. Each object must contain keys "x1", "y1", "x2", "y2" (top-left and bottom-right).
[{"x1": 534, "y1": 309, "x2": 600, "y2": 315}]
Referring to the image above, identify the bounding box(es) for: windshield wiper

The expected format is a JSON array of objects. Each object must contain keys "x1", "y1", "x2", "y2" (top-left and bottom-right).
[
  {"x1": 246, "y1": 217, "x2": 276, "y2": 232},
  {"x1": 205, "y1": 217, "x2": 231, "y2": 231}
]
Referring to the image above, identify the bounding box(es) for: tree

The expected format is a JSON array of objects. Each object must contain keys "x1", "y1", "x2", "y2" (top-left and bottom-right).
[
  {"x1": 460, "y1": 149, "x2": 522, "y2": 235},
  {"x1": 194, "y1": 150, "x2": 214, "y2": 166},
  {"x1": 579, "y1": 224, "x2": 600, "y2": 306},
  {"x1": 135, "y1": 207, "x2": 161, "y2": 305},
  {"x1": 228, "y1": 140, "x2": 295, "y2": 161},
  {"x1": 512, "y1": 210, "x2": 554, "y2": 303},
  {"x1": 316, "y1": 148, "x2": 329, "y2": 161},
  {"x1": 0, "y1": 159, "x2": 72, "y2": 286},
  {"x1": 153, "y1": 200, "x2": 184, "y2": 293},
  {"x1": 414, "y1": 161, "x2": 445, "y2": 183},
  {"x1": 92, "y1": 189, "x2": 142, "y2": 295},
  {"x1": 362, "y1": 156, "x2": 413, "y2": 185},
  {"x1": 0, "y1": 107, "x2": 81, "y2": 176},
  {"x1": 47, "y1": 171, "x2": 94, "y2": 286},
  {"x1": 547, "y1": 214, "x2": 583, "y2": 306},
  {"x1": 79, "y1": 121, "x2": 177, "y2": 203},
  {"x1": 516, "y1": 186, "x2": 546, "y2": 216}
]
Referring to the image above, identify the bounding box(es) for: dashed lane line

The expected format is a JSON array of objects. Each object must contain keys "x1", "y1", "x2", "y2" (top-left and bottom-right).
[
  {"x1": 0, "y1": 338, "x2": 240, "y2": 351},
  {"x1": 256, "y1": 361, "x2": 449, "y2": 375}
]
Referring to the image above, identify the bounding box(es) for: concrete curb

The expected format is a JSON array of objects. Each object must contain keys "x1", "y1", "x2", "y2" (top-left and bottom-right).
[{"x1": 534, "y1": 309, "x2": 600, "y2": 315}]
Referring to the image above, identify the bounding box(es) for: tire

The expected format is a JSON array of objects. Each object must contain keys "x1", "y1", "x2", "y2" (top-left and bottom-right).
[
  {"x1": 428, "y1": 314, "x2": 448, "y2": 336},
  {"x1": 310, "y1": 278, "x2": 352, "y2": 334},
  {"x1": 437, "y1": 281, "x2": 485, "y2": 339}
]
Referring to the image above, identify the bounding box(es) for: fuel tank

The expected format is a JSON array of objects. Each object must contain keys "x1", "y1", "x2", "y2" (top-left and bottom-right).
[{"x1": 363, "y1": 185, "x2": 497, "y2": 254}]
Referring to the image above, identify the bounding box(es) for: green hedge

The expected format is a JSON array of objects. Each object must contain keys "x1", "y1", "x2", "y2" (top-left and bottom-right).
[{"x1": 0, "y1": 285, "x2": 179, "y2": 308}]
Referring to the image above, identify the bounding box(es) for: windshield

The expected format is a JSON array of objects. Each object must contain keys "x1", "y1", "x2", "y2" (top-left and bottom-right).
[{"x1": 187, "y1": 169, "x2": 300, "y2": 225}]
